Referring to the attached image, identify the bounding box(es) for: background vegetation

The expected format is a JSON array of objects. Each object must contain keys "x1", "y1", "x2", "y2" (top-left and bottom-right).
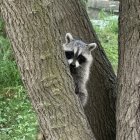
[
  {"x1": 0, "y1": 12, "x2": 118, "y2": 139},
  {"x1": 92, "y1": 11, "x2": 118, "y2": 71}
]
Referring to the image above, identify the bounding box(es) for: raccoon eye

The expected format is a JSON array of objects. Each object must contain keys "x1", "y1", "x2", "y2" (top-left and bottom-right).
[
  {"x1": 78, "y1": 55, "x2": 86, "y2": 64},
  {"x1": 65, "y1": 51, "x2": 74, "y2": 59}
]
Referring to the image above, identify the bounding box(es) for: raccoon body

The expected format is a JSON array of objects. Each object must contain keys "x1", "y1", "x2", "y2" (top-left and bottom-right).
[{"x1": 63, "y1": 33, "x2": 97, "y2": 106}]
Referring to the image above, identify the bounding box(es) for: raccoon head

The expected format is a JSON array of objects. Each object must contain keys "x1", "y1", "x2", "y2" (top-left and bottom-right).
[{"x1": 63, "y1": 33, "x2": 97, "y2": 69}]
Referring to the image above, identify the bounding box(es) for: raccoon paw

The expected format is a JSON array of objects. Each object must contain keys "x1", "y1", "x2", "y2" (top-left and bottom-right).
[{"x1": 76, "y1": 90, "x2": 88, "y2": 106}]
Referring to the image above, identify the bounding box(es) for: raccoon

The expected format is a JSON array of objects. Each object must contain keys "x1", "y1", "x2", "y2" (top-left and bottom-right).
[{"x1": 63, "y1": 33, "x2": 97, "y2": 106}]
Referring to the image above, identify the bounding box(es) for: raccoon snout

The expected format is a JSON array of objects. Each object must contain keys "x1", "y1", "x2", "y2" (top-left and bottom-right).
[{"x1": 70, "y1": 63, "x2": 76, "y2": 68}]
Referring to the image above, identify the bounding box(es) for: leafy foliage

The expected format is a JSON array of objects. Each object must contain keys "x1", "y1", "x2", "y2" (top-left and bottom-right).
[{"x1": 0, "y1": 86, "x2": 37, "y2": 140}]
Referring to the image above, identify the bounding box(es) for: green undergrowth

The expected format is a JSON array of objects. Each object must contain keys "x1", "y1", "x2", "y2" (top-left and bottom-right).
[
  {"x1": 0, "y1": 12, "x2": 118, "y2": 139},
  {"x1": 0, "y1": 86, "x2": 37, "y2": 140},
  {"x1": 91, "y1": 12, "x2": 118, "y2": 71}
]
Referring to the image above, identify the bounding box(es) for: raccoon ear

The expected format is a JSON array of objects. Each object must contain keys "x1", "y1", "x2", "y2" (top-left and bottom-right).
[
  {"x1": 87, "y1": 43, "x2": 97, "y2": 52},
  {"x1": 65, "y1": 33, "x2": 73, "y2": 44}
]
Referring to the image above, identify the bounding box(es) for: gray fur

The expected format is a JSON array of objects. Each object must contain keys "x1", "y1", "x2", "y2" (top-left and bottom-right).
[{"x1": 63, "y1": 33, "x2": 97, "y2": 106}]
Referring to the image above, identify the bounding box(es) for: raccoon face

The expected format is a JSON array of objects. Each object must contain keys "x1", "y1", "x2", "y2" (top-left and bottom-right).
[
  {"x1": 65, "y1": 50, "x2": 86, "y2": 68},
  {"x1": 63, "y1": 33, "x2": 97, "y2": 68}
]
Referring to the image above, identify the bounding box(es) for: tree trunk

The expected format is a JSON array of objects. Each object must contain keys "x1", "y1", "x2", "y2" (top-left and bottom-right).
[
  {"x1": 0, "y1": 0, "x2": 116, "y2": 140},
  {"x1": 116, "y1": 0, "x2": 140, "y2": 140},
  {"x1": 0, "y1": 0, "x2": 95, "y2": 140}
]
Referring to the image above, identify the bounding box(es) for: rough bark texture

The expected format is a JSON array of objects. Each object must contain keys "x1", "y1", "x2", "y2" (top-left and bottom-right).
[
  {"x1": 0, "y1": 0, "x2": 116, "y2": 140},
  {"x1": 0, "y1": 0, "x2": 95, "y2": 140},
  {"x1": 117, "y1": 0, "x2": 140, "y2": 140}
]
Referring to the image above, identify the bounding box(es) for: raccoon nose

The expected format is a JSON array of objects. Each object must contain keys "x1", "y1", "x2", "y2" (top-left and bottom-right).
[{"x1": 70, "y1": 63, "x2": 76, "y2": 68}]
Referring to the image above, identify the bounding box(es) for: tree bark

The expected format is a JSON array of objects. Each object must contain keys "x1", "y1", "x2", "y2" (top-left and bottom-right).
[
  {"x1": 116, "y1": 0, "x2": 140, "y2": 140},
  {"x1": 0, "y1": 0, "x2": 116, "y2": 140}
]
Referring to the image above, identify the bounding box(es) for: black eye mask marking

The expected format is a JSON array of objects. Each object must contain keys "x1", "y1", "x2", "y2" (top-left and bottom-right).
[
  {"x1": 78, "y1": 55, "x2": 86, "y2": 64},
  {"x1": 65, "y1": 51, "x2": 74, "y2": 59}
]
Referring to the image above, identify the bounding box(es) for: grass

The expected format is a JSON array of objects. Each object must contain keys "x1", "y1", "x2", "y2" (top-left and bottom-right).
[
  {"x1": 91, "y1": 12, "x2": 118, "y2": 70},
  {"x1": 0, "y1": 12, "x2": 118, "y2": 139}
]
